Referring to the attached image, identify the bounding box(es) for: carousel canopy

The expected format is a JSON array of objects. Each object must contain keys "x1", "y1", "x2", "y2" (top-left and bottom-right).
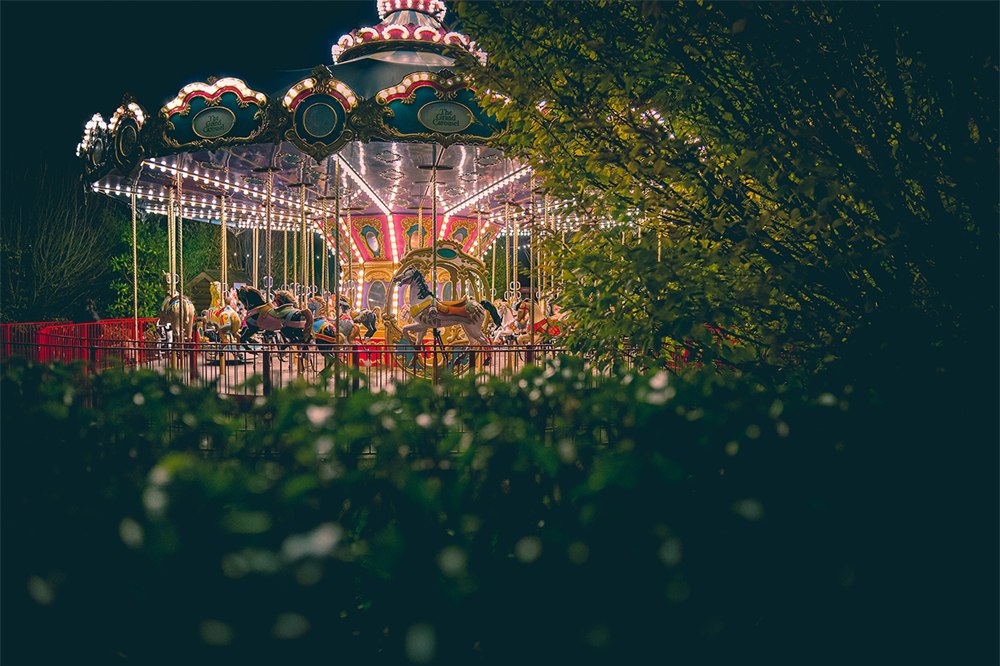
[{"x1": 77, "y1": 0, "x2": 541, "y2": 265}]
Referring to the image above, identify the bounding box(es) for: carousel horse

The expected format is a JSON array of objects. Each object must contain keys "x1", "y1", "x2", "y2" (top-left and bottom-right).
[
  {"x1": 312, "y1": 295, "x2": 361, "y2": 349},
  {"x1": 516, "y1": 298, "x2": 567, "y2": 345},
  {"x1": 390, "y1": 265, "x2": 501, "y2": 346},
  {"x1": 355, "y1": 307, "x2": 381, "y2": 342},
  {"x1": 157, "y1": 271, "x2": 195, "y2": 344},
  {"x1": 236, "y1": 285, "x2": 313, "y2": 345},
  {"x1": 311, "y1": 295, "x2": 383, "y2": 364},
  {"x1": 197, "y1": 281, "x2": 243, "y2": 346},
  {"x1": 491, "y1": 299, "x2": 520, "y2": 344}
]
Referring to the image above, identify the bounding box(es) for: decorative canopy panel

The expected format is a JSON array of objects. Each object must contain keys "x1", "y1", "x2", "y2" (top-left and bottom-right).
[
  {"x1": 90, "y1": 138, "x2": 531, "y2": 264},
  {"x1": 78, "y1": 0, "x2": 540, "y2": 270}
]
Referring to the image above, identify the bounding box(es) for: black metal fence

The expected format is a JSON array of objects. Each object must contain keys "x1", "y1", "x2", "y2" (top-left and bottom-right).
[{"x1": 4, "y1": 320, "x2": 581, "y2": 395}]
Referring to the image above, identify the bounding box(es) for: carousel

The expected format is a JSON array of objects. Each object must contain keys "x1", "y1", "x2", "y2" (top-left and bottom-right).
[{"x1": 76, "y1": 0, "x2": 566, "y2": 379}]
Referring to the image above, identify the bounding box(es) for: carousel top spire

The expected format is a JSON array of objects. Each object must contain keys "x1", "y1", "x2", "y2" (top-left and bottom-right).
[
  {"x1": 332, "y1": 0, "x2": 482, "y2": 65},
  {"x1": 377, "y1": 0, "x2": 447, "y2": 23}
]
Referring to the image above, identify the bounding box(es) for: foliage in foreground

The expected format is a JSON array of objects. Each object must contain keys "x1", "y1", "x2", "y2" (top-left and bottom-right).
[
  {"x1": 1, "y1": 357, "x2": 995, "y2": 665},
  {"x1": 453, "y1": 1, "x2": 998, "y2": 376}
]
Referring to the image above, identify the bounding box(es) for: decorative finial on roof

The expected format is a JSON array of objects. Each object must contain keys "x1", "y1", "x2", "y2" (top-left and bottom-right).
[
  {"x1": 311, "y1": 65, "x2": 334, "y2": 82},
  {"x1": 377, "y1": 0, "x2": 447, "y2": 22}
]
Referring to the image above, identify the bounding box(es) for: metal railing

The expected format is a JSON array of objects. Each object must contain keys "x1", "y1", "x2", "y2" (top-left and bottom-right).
[
  {"x1": 36, "y1": 319, "x2": 160, "y2": 367},
  {"x1": 12, "y1": 319, "x2": 574, "y2": 395},
  {"x1": 1, "y1": 321, "x2": 60, "y2": 363}
]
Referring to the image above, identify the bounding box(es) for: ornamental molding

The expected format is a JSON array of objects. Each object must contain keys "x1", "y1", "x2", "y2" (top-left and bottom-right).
[
  {"x1": 332, "y1": 23, "x2": 484, "y2": 64},
  {"x1": 160, "y1": 77, "x2": 266, "y2": 119}
]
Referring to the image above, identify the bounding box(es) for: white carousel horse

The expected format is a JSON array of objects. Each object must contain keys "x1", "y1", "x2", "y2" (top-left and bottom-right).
[
  {"x1": 491, "y1": 299, "x2": 520, "y2": 344},
  {"x1": 197, "y1": 281, "x2": 243, "y2": 346},
  {"x1": 157, "y1": 271, "x2": 195, "y2": 343},
  {"x1": 390, "y1": 265, "x2": 501, "y2": 346}
]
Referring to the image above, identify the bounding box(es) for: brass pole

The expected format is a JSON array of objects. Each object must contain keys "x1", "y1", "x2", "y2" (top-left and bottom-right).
[
  {"x1": 283, "y1": 230, "x2": 288, "y2": 287},
  {"x1": 300, "y1": 177, "x2": 308, "y2": 291},
  {"x1": 511, "y1": 202, "x2": 518, "y2": 301},
  {"x1": 321, "y1": 197, "x2": 328, "y2": 294},
  {"x1": 131, "y1": 187, "x2": 138, "y2": 341},
  {"x1": 491, "y1": 214, "x2": 497, "y2": 299},
  {"x1": 504, "y1": 202, "x2": 510, "y2": 301},
  {"x1": 168, "y1": 184, "x2": 176, "y2": 297},
  {"x1": 177, "y1": 172, "x2": 186, "y2": 341},
  {"x1": 252, "y1": 223, "x2": 258, "y2": 289},
  {"x1": 432, "y1": 166, "x2": 438, "y2": 301},
  {"x1": 266, "y1": 170, "x2": 274, "y2": 296},
  {"x1": 346, "y1": 205, "x2": 353, "y2": 310},
  {"x1": 529, "y1": 177, "x2": 535, "y2": 341},
  {"x1": 543, "y1": 194, "x2": 550, "y2": 295},
  {"x1": 334, "y1": 160, "x2": 341, "y2": 327},
  {"x1": 220, "y1": 193, "x2": 227, "y2": 294}
]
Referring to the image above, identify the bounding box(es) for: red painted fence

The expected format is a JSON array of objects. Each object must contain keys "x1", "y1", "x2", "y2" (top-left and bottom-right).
[{"x1": 33, "y1": 319, "x2": 160, "y2": 367}]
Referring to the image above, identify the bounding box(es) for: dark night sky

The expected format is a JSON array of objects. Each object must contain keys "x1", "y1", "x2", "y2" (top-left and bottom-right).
[
  {"x1": 1, "y1": 0, "x2": 381, "y2": 171},
  {"x1": 2, "y1": 1, "x2": 997, "y2": 174}
]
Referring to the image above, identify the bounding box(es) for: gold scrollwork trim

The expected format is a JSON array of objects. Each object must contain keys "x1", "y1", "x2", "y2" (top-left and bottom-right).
[
  {"x1": 363, "y1": 267, "x2": 393, "y2": 283},
  {"x1": 377, "y1": 126, "x2": 503, "y2": 147},
  {"x1": 283, "y1": 127, "x2": 353, "y2": 163},
  {"x1": 162, "y1": 119, "x2": 267, "y2": 151}
]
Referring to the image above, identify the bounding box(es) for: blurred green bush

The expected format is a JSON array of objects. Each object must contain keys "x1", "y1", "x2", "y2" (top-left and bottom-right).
[{"x1": 1, "y1": 357, "x2": 994, "y2": 664}]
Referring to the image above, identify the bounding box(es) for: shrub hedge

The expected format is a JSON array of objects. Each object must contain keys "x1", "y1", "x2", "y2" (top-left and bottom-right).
[{"x1": 1, "y1": 357, "x2": 994, "y2": 664}]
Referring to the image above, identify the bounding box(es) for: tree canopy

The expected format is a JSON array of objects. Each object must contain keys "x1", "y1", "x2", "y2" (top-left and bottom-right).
[{"x1": 453, "y1": 1, "x2": 998, "y2": 379}]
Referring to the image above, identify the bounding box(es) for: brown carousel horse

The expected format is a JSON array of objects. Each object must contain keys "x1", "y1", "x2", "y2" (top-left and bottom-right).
[
  {"x1": 311, "y1": 295, "x2": 382, "y2": 363},
  {"x1": 236, "y1": 285, "x2": 313, "y2": 346}
]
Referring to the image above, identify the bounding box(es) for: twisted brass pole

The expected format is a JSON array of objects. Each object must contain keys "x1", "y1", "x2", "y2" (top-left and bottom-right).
[
  {"x1": 176, "y1": 171, "x2": 186, "y2": 338},
  {"x1": 131, "y1": 187, "x2": 138, "y2": 340},
  {"x1": 220, "y1": 193, "x2": 227, "y2": 294},
  {"x1": 266, "y1": 170, "x2": 274, "y2": 295},
  {"x1": 504, "y1": 202, "x2": 510, "y2": 301},
  {"x1": 168, "y1": 184, "x2": 176, "y2": 295}
]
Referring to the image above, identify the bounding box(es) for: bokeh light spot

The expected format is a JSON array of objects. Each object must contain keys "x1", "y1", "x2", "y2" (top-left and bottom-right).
[
  {"x1": 567, "y1": 541, "x2": 590, "y2": 565},
  {"x1": 272, "y1": 612, "x2": 310, "y2": 639},
  {"x1": 405, "y1": 623, "x2": 436, "y2": 664},
  {"x1": 119, "y1": 517, "x2": 144, "y2": 549},
  {"x1": 437, "y1": 546, "x2": 467, "y2": 577},
  {"x1": 732, "y1": 498, "x2": 764, "y2": 521},
  {"x1": 659, "y1": 538, "x2": 682, "y2": 566},
  {"x1": 27, "y1": 576, "x2": 54, "y2": 605},
  {"x1": 515, "y1": 536, "x2": 542, "y2": 563},
  {"x1": 200, "y1": 619, "x2": 233, "y2": 646}
]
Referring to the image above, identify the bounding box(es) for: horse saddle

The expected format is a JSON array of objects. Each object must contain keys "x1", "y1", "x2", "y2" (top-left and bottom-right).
[
  {"x1": 314, "y1": 319, "x2": 339, "y2": 343},
  {"x1": 434, "y1": 299, "x2": 468, "y2": 317},
  {"x1": 253, "y1": 303, "x2": 306, "y2": 329}
]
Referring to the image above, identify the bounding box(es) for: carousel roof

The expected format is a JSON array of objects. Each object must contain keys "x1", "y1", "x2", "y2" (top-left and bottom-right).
[{"x1": 77, "y1": 0, "x2": 540, "y2": 266}]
